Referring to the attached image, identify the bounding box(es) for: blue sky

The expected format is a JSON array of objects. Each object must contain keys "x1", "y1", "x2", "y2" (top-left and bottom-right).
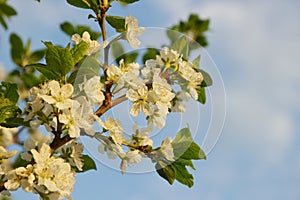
[{"x1": 0, "y1": 0, "x2": 300, "y2": 199}]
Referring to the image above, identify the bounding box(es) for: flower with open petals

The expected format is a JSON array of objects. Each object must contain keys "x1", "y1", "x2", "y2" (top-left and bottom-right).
[
  {"x1": 126, "y1": 85, "x2": 150, "y2": 116},
  {"x1": 125, "y1": 15, "x2": 145, "y2": 48},
  {"x1": 40, "y1": 80, "x2": 74, "y2": 110}
]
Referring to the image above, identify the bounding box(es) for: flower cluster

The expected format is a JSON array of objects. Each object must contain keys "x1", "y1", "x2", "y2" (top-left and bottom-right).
[
  {"x1": 5, "y1": 144, "x2": 75, "y2": 200},
  {"x1": 25, "y1": 77, "x2": 104, "y2": 138}
]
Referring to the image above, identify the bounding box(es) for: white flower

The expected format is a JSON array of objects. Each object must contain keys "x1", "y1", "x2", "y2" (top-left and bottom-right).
[
  {"x1": 0, "y1": 126, "x2": 17, "y2": 147},
  {"x1": 147, "y1": 104, "x2": 168, "y2": 129},
  {"x1": 31, "y1": 144, "x2": 75, "y2": 199},
  {"x1": 59, "y1": 141, "x2": 84, "y2": 171},
  {"x1": 160, "y1": 137, "x2": 174, "y2": 161},
  {"x1": 125, "y1": 15, "x2": 145, "y2": 48},
  {"x1": 156, "y1": 47, "x2": 182, "y2": 69},
  {"x1": 106, "y1": 64, "x2": 123, "y2": 84},
  {"x1": 179, "y1": 61, "x2": 203, "y2": 100},
  {"x1": 126, "y1": 85, "x2": 151, "y2": 116},
  {"x1": 171, "y1": 91, "x2": 191, "y2": 113},
  {"x1": 81, "y1": 76, "x2": 105, "y2": 106},
  {"x1": 120, "y1": 150, "x2": 142, "y2": 174},
  {"x1": 141, "y1": 59, "x2": 160, "y2": 81},
  {"x1": 72, "y1": 31, "x2": 101, "y2": 55},
  {"x1": 60, "y1": 97, "x2": 95, "y2": 138},
  {"x1": 131, "y1": 124, "x2": 153, "y2": 147},
  {"x1": 95, "y1": 117, "x2": 124, "y2": 145},
  {"x1": 40, "y1": 80, "x2": 74, "y2": 110}
]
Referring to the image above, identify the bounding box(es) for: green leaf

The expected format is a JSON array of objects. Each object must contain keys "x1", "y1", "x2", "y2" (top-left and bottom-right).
[
  {"x1": 106, "y1": 15, "x2": 125, "y2": 32},
  {"x1": 71, "y1": 41, "x2": 89, "y2": 64},
  {"x1": 29, "y1": 49, "x2": 45, "y2": 63},
  {"x1": 27, "y1": 63, "x2": 60, "y2": 80},
  {"x1": 172, "y1": 163, "x2": 194, "y2": 188},
  {"x1": 43, "y1": 42, "x2": 75, "y2": 76},
  {"x1": 66, "y1": 0, "x2": 91, "y2": 9},
  {"x1": 1, "y1": 118, "x2": 30, "y2": 128},
  {"x1": 192, "y1": 55, "x2": 201, "y2": 69},
  {"x1": 68, "y1": 56, "x2": 101, "y2": 84},
  {"x1": 175, "y1": 158, "x2": 195, "y2": 170},
  {"x1": 111, "y1": 41, "x2": 125, "y2": 62},
  {"x1": 155, "y1": 161, "x2": 175, "y2": 185},
  {"x1": 0, "y1": 106, "x2": 21, "y2": 124},
  {"x1": 117, "y1": 0, "x2": 140, "y2": 4},
  {"x1": 199, "y1": 69, "x2": 213, "y2": 87},
  {"x1": 1, "y1": 82, "x2": 19, "y2": 103},
  {"x1": 60, "y1": 22, "x2": 75, "y2": 36},
  {"x1": 10, "y1": 33, "x2": 24, "y2": 66},
  {"x1": 171, "y1": 36, "x2": 189, "y2": 60},
  {"x1": 81, "y1": 155, "x2": 97, "y2": 172},
  {"x1": 0, "y1": 15, "x2": 8, "y2": 29},
  {"x1": 121, "y1": 52, "x2": 138, "y2": 65},
  {"x1": 197, "y1": 87, "x2": 206, "y2": 104},
  {"x1": 0, "y1": 3, "x2": 17, "y2": 16},
  {"x1": 12, "y1": 154, "x2": 30, "y2": 168},
  {"x1": 172, "y1": 128, "x2": 206, "y2": 160},
  {"x1": 142, "y1": 48, "x2": 159, "y2": 63}
]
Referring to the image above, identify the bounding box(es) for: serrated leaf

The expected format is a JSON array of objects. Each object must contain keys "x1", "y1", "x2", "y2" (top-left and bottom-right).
[
  {"x1": 172, "y1": 128, "x2": 206, "y2": 160},
  {"x1": 171, "y1": 36, "x2": 189, "y2": 60},
  {"x1": 43, "y1": 42, "x2": 75, "y2": 76},
  {"x1": 117, "y1": 0, "x2": 139, "y2": 4},
  {"x1": 172, "y1": 163, "x2": 194, "y2": 188},
  {"x1": 71, "y1": 41, "x2": 89, "y2": 64},
  {"x1": 27, "y1": 63, "x2": 60, "y2": 80},
  {"x1": 81, "y1": 155, "x2": 97, "y2": 172},
  {"x1": 155, "y1": 161, "x2": 175, "y2": 185},
  {"x1": 197, "y1": 87, "x2": 206, "y2": 104},
  {"x1": 106, "y1": 15, "x2": 125, "y2": 33},
  {"x1": 199, "y1": 69, "x2": 213, "y2": 87},
  {"x1": 175, "y1": 158, "x2": 195, "y2": 170}
]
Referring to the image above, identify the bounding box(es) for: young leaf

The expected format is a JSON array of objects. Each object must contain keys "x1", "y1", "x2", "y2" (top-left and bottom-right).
[
  {"x1": 71, "y1": 41, "x2": 89, "y2": 64},
  {"x1": 172, "y1": 163, "x2": 194, "y2": 188},
  {"x1": 142, "y1": 48, "x2": 159, "y2": 63},
  {"x1": 171, "y1": 36, "x2": 189, "y2": 60},
  {"x1": 197, "y1": 87, "x2": 206, "y2": 104},
  {"x1": 1, "y1": 82, "x2": 19, "y2": 103},
  {"x1": 192, "y1": 55, "x2": 201, "y2": 69},
  {"x1": 60, "y1": 22, "x2": 75, "y2": 36},
  {"x1": 29, "y1": 49, "x2": 45, "y2": 63},
  {"x1": 199, "y1": 69, "x2": 213, "y2": 87},
  {"x1": 1, "y1": 118, "x2": 30, "y2": 128},
  {"x1": 155, "y1": 161, "x2": 175, "y2": 185},
  {"x1": 0, "y1": 3, "x2": 17, "y2": 16},
  {"x1": 10, "y1": 33, "x2": 24, "y2": 66},
  {"x1": 106, "y1": 15, "x2": 125, "y2": 32},
  {"x1": 81, "y1": 155, "x2": 97, "y2": 172},
  {"x1": 43, "y1": 42, "x2": 75, "y2": 77},
  {"x1": 27, "y1": 63, "x2": 60, "y2": 80},
  {"x1": 66, "y1": 0, "x2": 91, "y2": 9}
]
